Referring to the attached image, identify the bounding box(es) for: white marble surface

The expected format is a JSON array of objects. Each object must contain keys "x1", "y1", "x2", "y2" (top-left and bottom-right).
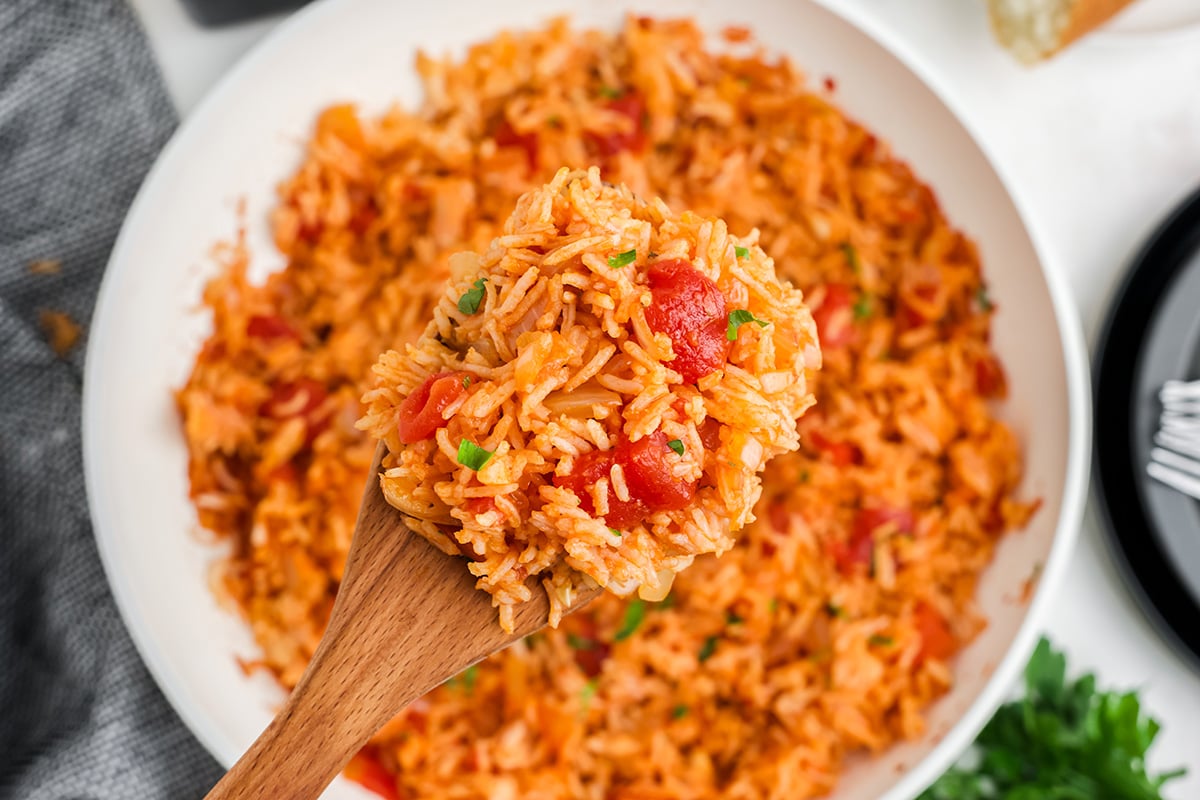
[{"x1": 129, "y1": 0, "x2": 1200, "y2": 791}]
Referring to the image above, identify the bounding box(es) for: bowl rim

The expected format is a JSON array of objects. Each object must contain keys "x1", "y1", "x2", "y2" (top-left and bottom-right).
[{"x1": 82, "y1": 1, "x2": 1093, "y2": 797}]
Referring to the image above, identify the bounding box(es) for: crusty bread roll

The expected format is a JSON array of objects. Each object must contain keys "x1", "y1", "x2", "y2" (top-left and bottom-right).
[{"x1": 987, "y1": 0, "x2": 1138, "y2": 62}]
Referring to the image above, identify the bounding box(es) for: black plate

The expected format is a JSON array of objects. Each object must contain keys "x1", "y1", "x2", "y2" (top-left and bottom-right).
[{"x1": 1095, "y1": 186, "x2": 1200, "y2": 670}]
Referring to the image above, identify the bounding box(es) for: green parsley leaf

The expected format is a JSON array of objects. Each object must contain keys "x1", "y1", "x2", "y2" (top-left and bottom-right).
[
  {"x1": 735, "y1": 245, "x2": 750, "y2": 259},
  {"x1": 800, "y1": 470, "x2": 811, "y2": 484},
  {"x1": 726, "y1": 610, "x2": 744, "y2": 625},
  {"x1": 613, "y1": 598, "x2": 645, "y2": 641},
  {"x1": 671, "y1": 704, "x2": 689, "y2": 719},
  {"x1": 607, "y1": 249, "x2": 637, "y2": 269},
  {"x1": 840, "y1": 242, "x2": 861, "y2": 274},
  {"x1": 656, "y1": 593, "x2": 676, "y2": 611},
  {"x1": 457, "y1": 277, "x2": 488, "y2": 315},
  {"x1": 768, "y1": 598, "x2": 779, "y2": 614},
  {"x1": 727, "y1": 309, "x2": 769, "y2": 341},
  {"x1": 920, "y1": 637, "x2": 1185, "y2": 800},
  {"x1": 868, "y1": 634, "x2": 894, "y2": 647},
  {"x1": 608, "y1": 527, "x2": 622, "y2": 537},
  {"x1": 698, "y1": 635, "x2": 719, "y2": 663},
  {"x1": 667, "y1": 438, "x2": 685, "y2": 456},
  {"x1": 547, "y1": 115, "x2": 563, "y2": 128},
  {"x1": 457, "y1": 440, "x2": 494, "y2": 471},
  {"x1": 598, "y1": 85, "x2": 624, "y2": 100},
  {"x1": 524, "y1": 633, "x2": 543, "y2": 648},
  {"x1": 567, "y1": 633, "x2": 596, "y2": 651},
  {"x1": 447, "y1": 664, "x2": 479, "y2": 693},
  {"x1": 977, "y1": 285, "x2": 994, "y2": 312},
  {"x1": 825, "y1": 602, "x2": 845, "y2": 618},
  {"x1": 580, "y1": 678, "x2": 599, "y2": 711},
  {"x1": 462, "y1": 375, "x2": 472, "y2": 389},
  {"x1": 852, "y1": 293, "x2": 872, "y2": 321}
]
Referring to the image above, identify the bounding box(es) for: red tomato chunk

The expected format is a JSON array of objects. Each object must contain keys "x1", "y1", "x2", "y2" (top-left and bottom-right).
[
  {"x1": 396, "y1": 372, "x2": 469, "y2": 444},
  {"x1": 246, "y1": 314, "x2": 299, "y2": 342},
  {"x1": 833, "y1": 505, "x2": 913, "y2": 575},
  {"x1": 261, "y1": 378, "x2": 329, "y2": 445},
  {"x1": 494, "y1": 119, "x2": 539, "y2": 171},
  {"x1": 644, "y1": 259, "x2": 731, "y2": 383},
  {"x1": 554, "y1": 431, "x2": 698, "y2": 527},
  {"x1": 588, "y1": 91, "x2": 647, "y2": 157},
  {"x1": 345, "y1": 749, "x2": 402, "y2": 800},
  {"x1": 812, "y1": 283, "x2": 855, "y2": 349}
]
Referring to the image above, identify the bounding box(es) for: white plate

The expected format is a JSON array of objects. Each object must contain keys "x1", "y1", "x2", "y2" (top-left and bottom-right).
[{"x1": 82, "y1": 1, "x2": 1091, "y2": 798}]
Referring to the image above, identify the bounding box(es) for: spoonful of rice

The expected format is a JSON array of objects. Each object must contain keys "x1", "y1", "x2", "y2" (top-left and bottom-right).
[{"x1": 205, "y1": 168, "x2": 820, "y2": 800}]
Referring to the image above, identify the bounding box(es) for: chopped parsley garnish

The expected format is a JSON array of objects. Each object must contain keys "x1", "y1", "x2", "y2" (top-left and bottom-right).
[
  {"x1": 656, "y1": 593, "x2": 676, "y2": 611},
  {"x1": 768, "y1": 598, "x2": 779, "y2": 614},
  {"x1": 852, "y1": 292, "x2": 873, "y2": 321},
  {"x1": 671, "y1": 704, "x2": 690, "y2": 719},
  {"x1": 568, "y1": 633, "x2": 596, "y2": 651},
  {"x1": 735, "y1": 245, "x2": 750, "y2": 259},
  {"x1": 869, "y1": 634, "x2": 894, "y2": 647},
  {"x1": 608, "y1": 527, "x2": 622, "y2": 537},
  {"x1": 666, "y1": 438, "x2": 685, "y2": 456},
  {"x1": 456, "y1": 277, "x2": 487, "y2": 314},
  {"x1": 726, "y1": 610, "x2": 744, "y2": 625},
  {"x1": 840, "y1": 242, "x2": 861, "y2": 273},
  {"x1": 648, "y1": 251, "x2": 659, "y2": 258},
  {"x1": 977, "y1": 285, "x2": 994, "y2": 312},
  {"x1": 825, "y1": 602, "x2": 845, "y2": 618},
  {"x1": 524, "y1": 633, "x2": 542, "y2": 648},
  {"x1": 547, "y1": 115, "x2": 563, "y2": 128},
  {"x1": 698, "y1": 636, "x2": 719, "y2": 663},
  {"x1": 920, "y1": 638, "x2": 1185, "y2": 800},
  {"x1": 462, "y1": 375, "x2": 472, "y2": 389},
  {"x1": 457, "y1": 440, "x2": 493, "y2": 471},
  {"x1": 580, "y1": 678, "x2": 599, "y2": 711},
  {"x1": 800, "y1": 470, "x2": 811, "y2": 484},
  {"x1": 607, "y1": 249, "x2": 637, "y2": 269},
  {"x1": 613, "y1": 598, "x2": 645, "y2": 641},
  {"x1": 726, "y1": 309, "x2": 769, "y2": 341},
  {"x1": 598, "y1": 85, "x2": 624, "y2": 99}
]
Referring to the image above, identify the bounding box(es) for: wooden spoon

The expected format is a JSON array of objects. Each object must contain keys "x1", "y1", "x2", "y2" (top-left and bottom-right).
[{"x1": 205, "y1": 443, "x2": 602, "y2": 800}]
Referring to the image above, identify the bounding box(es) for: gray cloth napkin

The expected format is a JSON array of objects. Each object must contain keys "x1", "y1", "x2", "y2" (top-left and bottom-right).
[{"x1": 0, "y1": 1, "x2": 223, "y2": 796}]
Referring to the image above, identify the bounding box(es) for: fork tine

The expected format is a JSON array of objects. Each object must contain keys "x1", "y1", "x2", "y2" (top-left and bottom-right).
[
  {"x1": 1150, "y1": 447, "x2": 1200, "y2": 479},
  {"x1": 1147, "y1": 461, "x2": 1200, "y2": 501}
]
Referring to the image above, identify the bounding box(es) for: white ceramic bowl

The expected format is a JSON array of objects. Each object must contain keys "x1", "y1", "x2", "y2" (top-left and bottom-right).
[{"x1": 82, "y1": 1, "x2": 1091, "y2": 797}]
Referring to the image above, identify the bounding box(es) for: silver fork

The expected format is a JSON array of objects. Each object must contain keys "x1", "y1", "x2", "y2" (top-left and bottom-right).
[{"x1": 1147, "y1": 379, "x2": 1200, "y2": 500}]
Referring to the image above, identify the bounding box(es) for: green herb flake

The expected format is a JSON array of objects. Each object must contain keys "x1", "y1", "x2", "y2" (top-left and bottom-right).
[
  {"x1": 456, "y1": 277, "x2": 488, "y2": 315},
  {"x1": 547, "y1": 115, "x2": 563, "y2": 128},
  {"x1": 800, "y1": 470, "x2": 811, "y2": 484},
  {"x1": 698, "y1": 635, "x2": 719, "y2": 663},
  {"x1": 825, "y1": 602, "x2": 845, "y2": 618},
  {"x1": 580, "y1": 678, "x2": 599, "y2": 711},
  {"x1": 667, "y1": 438, "x2": 685, "y2": 456},
  {"x1": 868, "y1": 634, "x2": 894, "y2": 647},
  {"x1": 608, "y1": 527, "x2": 622, "y2": 537},
  {"x1": 457, "y1": 440, "x2": 494, "y2": 471},
  {"x1": 852, "y1": 293, "x2": 873, "y2": 321},
  {"x1": 768, "y1": 598, "x2": 779, "y2": 614},
  {"x1": 524, "y1": 633, "x2": 543, "y2": 648},
  {"x1": 727, "y1": 309, "x2": 769, "y2": 341},
  {"x1": 656, "y1": 593, "x2": 676, "y2": 611},
  {"x1": 726, "y1": 610, "x2": 744, "y2": 626},
  {"x1": 671, "y1": 704, "x2": 690, "y2": 719},
  {"x1": 448, "y1": 664, "x2": 479, "y2": 694},
  {"x1": 567, "y1": 633, "x2": 596, "y2": 651},
  {"x1": 598, "y1": 85, "x2": 624, "y2": 100},
  {"x1": 735, "y1": 246, "x2": 750, "y2": 259},
  {"x1": 607, "y1": 249, "x2": 637, "y2": 269},
  {"x1": 840, "y1": 242, "x2": 861, "y2": 274},
  {"x1": 462, "y1": 375, "x2": 472, "y2": 389},
  {"x1": 648, "y1": 251, "x2": 659, "y2": 258},
  {"x1": 919, "y1": 637, "x2": 1186, "y2": 800},
  {"x1": 977, "y1": 285, "x2": 994, "y2": 312},
  {"x1": 614, "y1": 598, "x2": 646, "y2": 641}
]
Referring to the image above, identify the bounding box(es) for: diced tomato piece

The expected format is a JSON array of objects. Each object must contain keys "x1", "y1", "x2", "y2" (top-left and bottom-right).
[
  {"x1": 246, "y1": 314, "x2": 299, "y2": 342},
  {"x1": 644, "y1": 259, "x2": 731, "y2": 382},
  {"x1": 568, "y1": 614, "x2": 611, "y2": 678},
  {"x1": 914, "y1": 602, "x2": 956, "y2": 664},
  {"x1": 698, "y1": 417, "x2": 722, "y2": 451},
  {"x1": 466, "y1": 497, "x2": 497, "y2": 517},
  {"x1": 767, "y1": 501, "x2": 790, "y2": 533},
  {"x1": 588, "y1": 91, "x2": 648, "y2": 157},
  {"x1": 812, "y1": 283, "x2": 855, "y2": 348},
  {"x1": 396, "y1": 372, "x2": 470, "y2": 444},
  {"x1": 348, "y1": 188, "x2": 379, "y2": 236},
  {"x1": 261, "y1": 378, "x2": 330, "y2": 443},
  {"x1": 833, "y1": 506, "x2": 913, "y2": 575},
  {"x1": 975, "y1": 354, "x2": 1007, "y2": 398},
  {"x1": 494, "y1": 119, "x2": 539, "y2": 171},
  {"x1": 617, "y1": 431, "x2": 697, "y2": 512},
  {"x1": 554, "y1": 450, "x2": 647, "y2": 528},
  {"x1": 808, "y1": 430, "x2": 862, "y2": 467},
  {"x1": 296, "y1": 217, "x2": 324, "y2": 245},
  {"x1": 344, "y1": 750, "x2": 402, "y2": 800}
]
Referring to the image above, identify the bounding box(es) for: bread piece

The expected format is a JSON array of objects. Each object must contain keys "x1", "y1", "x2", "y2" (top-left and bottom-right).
[{"x1": 987, "y1": 0, "x2": 1138, "y2": 63}]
